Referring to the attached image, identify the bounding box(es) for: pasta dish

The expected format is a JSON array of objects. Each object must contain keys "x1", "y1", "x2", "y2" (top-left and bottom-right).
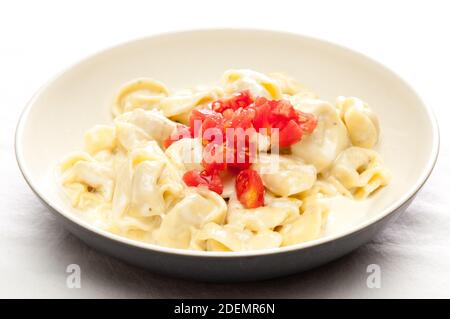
[{"x1": 58, "y1": 69, "x2": 390, "y2": 251}]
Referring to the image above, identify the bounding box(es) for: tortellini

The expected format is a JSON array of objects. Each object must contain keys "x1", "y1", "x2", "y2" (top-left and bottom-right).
[
  {"x1": 227, "y1": 194, "x2": 302, "y2": 232},
  {"x1": 111, "y1": 143, "x2": 185, "y2": 239},
  {"x1": 252, "y1": 154, "x2": 316, "y2": 197},
  {"x1": 291, "y1": 99, "x2": 350, "y2": 172},
  {"x1": 327, "y1": 147, "x2": 391, "y2": 198},
  {"x1": 164, "y1": 138, "x2": 203, "y2": 172},
  {"x1": 190, "y1": 193, "x2": 329, "y2": 251},
  {"x1": 222, "y1": 69, "x2": 282, "y2": 99},
  {"x1": 299, "y1": 179, "x2": 346, "y2": 199},
  {"x1": 130, "y1": 155, "x2": 174, "y2": 217},
  {"x1": 158, "y1": 88, "x2": 223, "y2": 125},
  {"x1": 114, "y1": 77, "x2": 222, "y2": 125},
  {"x1": 114, "y1": 78, "x2": 170, "y2": 116},
  {"x1": 84, "y1": 125, "x2": 117, "y2": 155},
  {"x1": 60, "y1": 152, "x2": 115, "y2": 208},
  {"x1": 114, "y1": 108, "x2": 177, "y2": 149},
  {"x1": 128, "y1": 142, "x2": 184, "y2": 211},
  {"x1": 190, "y1": 223, "x2": 283, "y2": 251},
  {"x1": 336, "y1": 96, "x2": 379, "y2": 148},
  {"x1": 154, "y1": 188, "x2": 227, "y2": 249},
  {"x1": 58, "y1": 69, "x2": 390, "y2": 252},
  {"x1": 269, "y1": 72, "x2": 317, "y2": 97},
  {"x1": 278, "y1": 195, "x2": 328, "y2": 246}
]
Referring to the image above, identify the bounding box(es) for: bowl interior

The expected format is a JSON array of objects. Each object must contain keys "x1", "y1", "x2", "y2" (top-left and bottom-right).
[{"x1": 16, "y1": 29, "x2": 437, "y2": 252}]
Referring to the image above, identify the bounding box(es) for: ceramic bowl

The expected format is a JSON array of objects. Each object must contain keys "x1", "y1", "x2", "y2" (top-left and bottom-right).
[{"x1": 15, "y1": 29, "x2": 439, "y2": 281}]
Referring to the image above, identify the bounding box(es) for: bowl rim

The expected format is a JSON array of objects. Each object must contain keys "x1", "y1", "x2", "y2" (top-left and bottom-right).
[{"x1": 15, "y1": 28, "x2": 440, "y2": 258}]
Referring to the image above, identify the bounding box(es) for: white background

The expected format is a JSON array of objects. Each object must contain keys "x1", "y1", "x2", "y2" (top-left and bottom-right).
[{"x1": 1, "y1": 0, "x2": 449, "y2": 298}]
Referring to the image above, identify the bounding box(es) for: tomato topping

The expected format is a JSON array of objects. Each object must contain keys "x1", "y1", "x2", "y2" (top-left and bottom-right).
[
  {"x1": 212, "y1": 90, "x2": 253, "y2": 113},
  {"x1": 183, "y1": 169, "x2": 223, "y2": 194},
  {"x1": 276, "y1": 119, "x2": 303, "y2": 148},
  {"x1": 297, "y1": 110, "x2": 317, "y2": 134},
  {"x1": 224, "y1": 129, "x2": 256, "y2": 171},
  {"x1": 223, "y1": 106, "x2": 255, "y2": 130},
  {"x1": 202, "y1": 143, "x2": 227, "y2": 173},
  {"x1": 271, "y1": 99, "x2": 298, "y2": 122},
  {"x1": 181, "y1": 90, "x2": 317, "y2": 205},
  {"x1": 251, "y1": 97, "x2": 316, "y2": 147},
  {"x1": 189, "y1": 108, "x2": 224, "y2": 143},
  {"x1": 225, "y1": 142, "x2": 253, "y2": 171},
  {"x1": 235, "y1": 169, "x2": 265, "y2": 208},
  {"x1": 163, "y1": 124, "x2": 192, "y2": 149},
  {"x1": 252, "y1": 97, "x2": 272, "y2": 130},
  {"x1": 222, "y1": 107, "x2": 255, "y2": 170}
]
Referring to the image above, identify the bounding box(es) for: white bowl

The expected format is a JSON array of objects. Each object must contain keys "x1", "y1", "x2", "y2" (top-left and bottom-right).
[{"x1": 15, "y1": 29, "x2": 439, "y2": 282}]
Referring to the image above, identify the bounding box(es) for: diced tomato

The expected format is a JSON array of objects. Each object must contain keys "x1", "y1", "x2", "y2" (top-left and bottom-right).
[
  {"x1": 297, "y1": 110, "x2": 317, "y2": 134},
  {"x1": 163, "y1": 124, "x2": 192, "y2": 149},
  {"x1": 276, "y1": 119, "x2": 303, "y2": 148},
  {"x1": 223, "y1": 107, "x2": 255, "y2": 130},
  {"x1": 211, "y1": 90, "x2": 253, "y2": 113},
  {"x1": 183, "y1": 169, "x2": 203, "y2": 187},
  {"x1": 202, "y1": 143, "x2": 227, "y2": 173},
  {"x1": 235, "y1": 169, "x2": 265, "y2": 208},
  {"x1": 184, "y1": 91, "x2": 317, "y2": 204},
  {"x1": 222, "y1": 108, "x2": 235, "y2": 122},
  {"x1": 183, "y1": 169, "x2": 223, "y2": 194},
  {"x1": 251, "y1": 97, "x2": 316, "y2": 147},
  {"x1": 271, "y1": 99, "x2": 298, "y2": 122},
  {"x1": 226, "y1": 143, "x2": 253, "y2": 171},
  {"x1": 189, "y1": 108, "x2": 223, "y2": 137},
  {"x1": 252, "y1": 97, "x2": 272, "y2": 131},
  {"x1": 224, "y1": 121, "x2": 256, "y2": 171},
  {"x1": 206, "y1": 172, "x2": 224, "y2": 194},
  {"x1": 189, "y1": 108, "x2": 224, "y2": 142}
]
